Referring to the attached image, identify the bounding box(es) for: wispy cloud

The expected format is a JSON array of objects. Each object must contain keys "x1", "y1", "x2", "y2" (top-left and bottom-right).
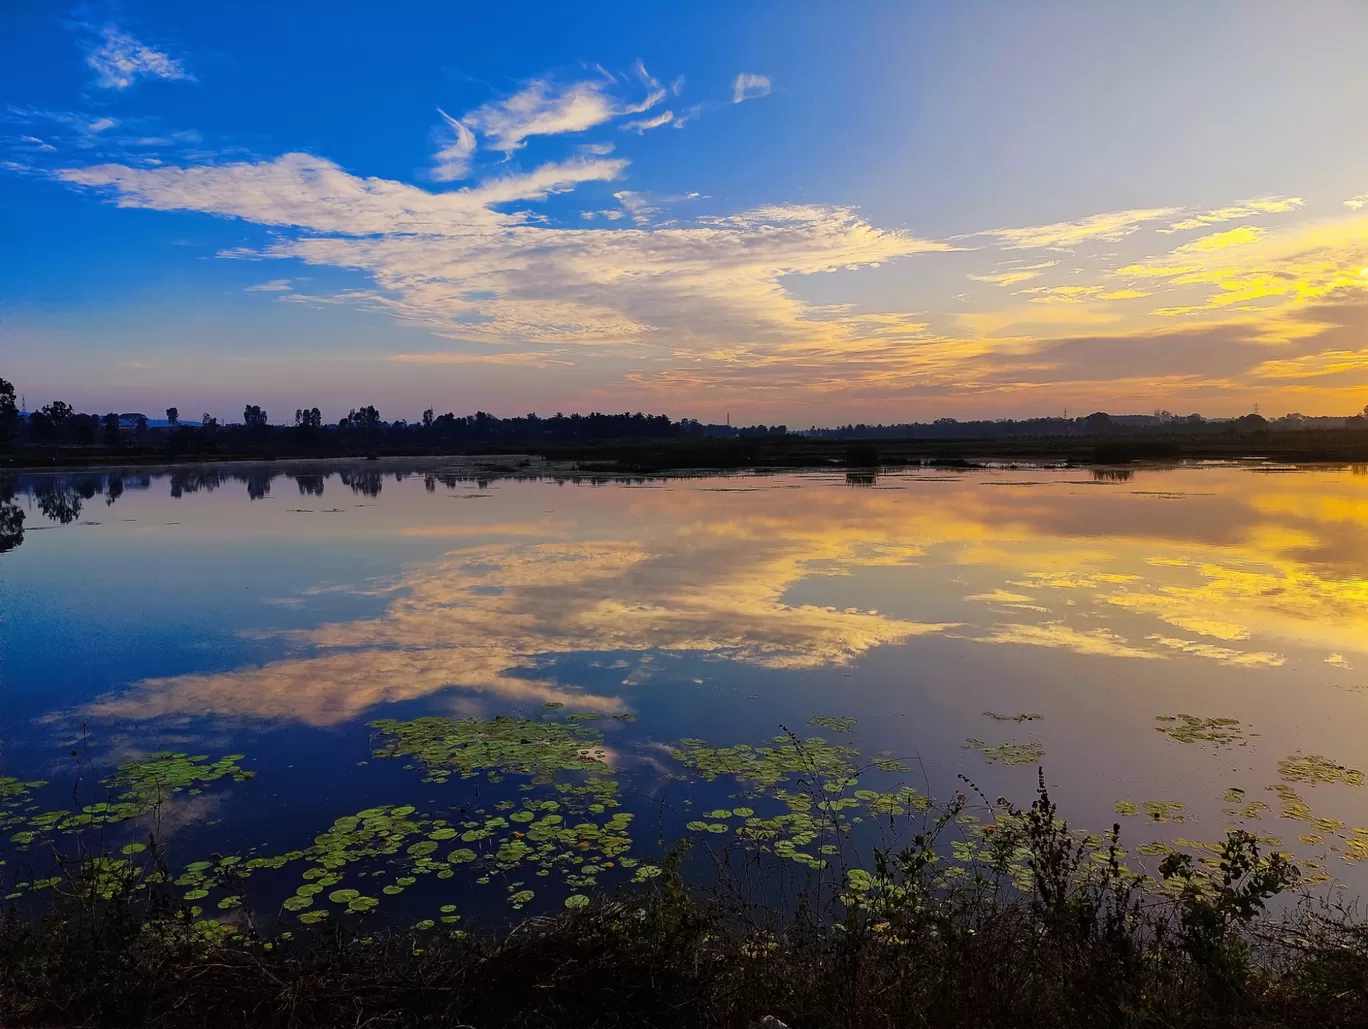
[
  {"x1": 432, "y1": 109, "x2": 477, "y2": 181},
  {"x1": 967, "y1": 260, "x2": 1057, "y2": 286},
  {"x1": 1251, "y1": 348, "x2": 1368, "y2": 380},
  {"x1": 244, "y1": 279, "x2": 293, "y2": 292},
  {"x1": 460, "y1": 65, "x2": 664, "y2": 157},
  {"x1": 83, "y1": 24, "x2": 193, "y2": 90},
  {"x1": 428, "y1": 63, "x2": 671, "y2": 180},
  {"x1": 621, "y1": 110, "x2": 674, "y2": 134},
  {"x1": 732, "y1": 73, "x2": 772, "y2": 104},
  {"x1": 976, "y1": 207, "x2": 1180, "y2": 250},
  {"x1": 463, "y1": 79, "x2": 618, "y2": 155},
  {"x1": 1345, "y1": 193, "x2": 1368, "y2": 210},
  {"x1": 1164, "y1": 195, "x2": 1303, "y2": 232}
]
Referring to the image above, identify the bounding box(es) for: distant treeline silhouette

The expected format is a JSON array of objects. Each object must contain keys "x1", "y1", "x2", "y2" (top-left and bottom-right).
[
  {"x1": 6, "y1": 374, "x2": 1366, "y2": 449},
  {"x1": 0, "y1": 379, "x2": 787, "y2": 448},
  {"x1": 808, "y1": 409, "x2": 1368, "y2": 439}
]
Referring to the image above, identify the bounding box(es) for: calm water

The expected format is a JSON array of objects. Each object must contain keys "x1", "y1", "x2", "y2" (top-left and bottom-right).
[{"x1": 3, "y1": 460, "x2": 1368, "y2": 921}]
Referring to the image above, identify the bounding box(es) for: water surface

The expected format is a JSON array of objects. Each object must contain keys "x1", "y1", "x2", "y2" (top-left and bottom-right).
[{"x1": 3, "y1": 461, "x2": 1367, "y2": 921}]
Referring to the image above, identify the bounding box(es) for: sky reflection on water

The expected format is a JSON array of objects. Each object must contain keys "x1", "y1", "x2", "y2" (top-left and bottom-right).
[{"x1": 4, "y1": 461, "x2": 1368, "y2": 892}]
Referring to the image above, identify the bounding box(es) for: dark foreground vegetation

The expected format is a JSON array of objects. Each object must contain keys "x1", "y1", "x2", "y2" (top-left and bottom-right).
[{"x1": 4, "y1": 780, "x2": 1367, "y2": 1029}]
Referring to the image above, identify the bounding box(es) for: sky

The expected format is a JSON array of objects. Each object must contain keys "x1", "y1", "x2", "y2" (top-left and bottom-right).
[{"x1": 2, "y1": 0, "x2": 1368, "y2": 425}]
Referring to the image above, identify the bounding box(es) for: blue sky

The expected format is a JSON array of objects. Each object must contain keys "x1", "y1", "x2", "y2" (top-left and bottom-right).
[{"x1": 4, "y1": 0, "x2": 1368, "y2": 423}]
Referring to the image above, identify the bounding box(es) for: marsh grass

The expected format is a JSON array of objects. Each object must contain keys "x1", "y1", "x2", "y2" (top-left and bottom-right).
[{"x1": 3, "y1": 772, "x2": 1368, "y2": 1028}]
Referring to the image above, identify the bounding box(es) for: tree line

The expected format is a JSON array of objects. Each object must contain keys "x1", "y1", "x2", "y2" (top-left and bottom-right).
[{"x1": 0, "y1": 379, "x2": 783, "y2": 448}]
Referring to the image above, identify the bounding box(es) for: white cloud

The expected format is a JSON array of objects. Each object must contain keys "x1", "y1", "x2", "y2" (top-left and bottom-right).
[
  {"x1": 84, "y1": 24, "x2": 193, "y2": 90},
  {"x1": 60, "y1": 152, "x2": 628, "y2": 233},
  {"x1": 1345, "y1": 193, "x2": 1368, "y2": 210},
  {"x1": 460, "y1": 65, "x2": 667, "y2": 157},
  {"x1": 732, "y1": 73, "x2": 773, "y2": 104},
  {"x1": 431, "y1": 64, "x2": 670, "y2": 175},
  {"x1": 244, "y1": 279, "x2": 293, "y2": 292},
  {"x1": 621, "y1": 110, "x2": 674, "y2": 134},
  {"x1": 59, "y1": 150, "x2": 949, "y2": 355},
  {"x1": 88, "y1": 117, "x2": 118, "y2": 133},
  {"x1": 432, "y1": 109, "x2": 477, "y2": 181},
  {"x1": 613, "y1": 190, "x2": 656, "y2": 224},
  {"x1": 463, "y1": 79, "x2": 618, "y2": 154}
]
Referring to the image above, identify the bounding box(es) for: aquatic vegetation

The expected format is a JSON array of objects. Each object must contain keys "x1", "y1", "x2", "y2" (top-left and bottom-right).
[
  {"x1": 7, "y1": 754, "x2": 252, "y2": 848},
  {"x1": 983, "y1": 712, "x2": 1042, "y2": 723},
  {"x1": 1154, "y1": 714, "x2": 1245, "y2": 746},
  {"x1": 673, "y1": 734, "x2": 861, "y2": 791},
  {"x1": 1141, "y1": 801, "x2": 1185, "y2": 824},
  {"x1": 961, "y1": 739, "x2": 1045, "y2": 766},
  {"x1": 369, "y1": 715, "x2": 619, "y2": 803},
  {"x1": 9, "y1": 708, "x2": 1368, "y2": 944},
  {"x1": 1277, "y1": 754, "x2": 1365, "y2": 787},
  {"x1": 808, "y1": 715, "x2": 856, "y2": 733}
]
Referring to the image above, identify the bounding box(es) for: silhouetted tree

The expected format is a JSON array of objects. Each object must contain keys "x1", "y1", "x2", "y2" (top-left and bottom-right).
[
  {"x1": 42, "y1": 401, "x2": 74, "y2": 427},
  {"x1": 422, "y1": 408, "x2": 434, "y2": 429},
  {"x1": 0, "y1": 378, "x2": 17, "y2": 439},
  {"x1": 295, "y1": 407, "x2": 322, "y2": 428},
  {"x1": 166, "y1": 407, "x2": 179, "y2": 427},
  {"x1": 243, "y1": 404, "x2": 268, "y2": 428},
  {"x1": 347, "y1": 406, "x2": 381, "y2": 431},
  {"x1": 103, "y1": 412, "x2": 120, "y2": 445},
  {"x1": 201, "y1": 413, "x2": 217, "y2": 430}
]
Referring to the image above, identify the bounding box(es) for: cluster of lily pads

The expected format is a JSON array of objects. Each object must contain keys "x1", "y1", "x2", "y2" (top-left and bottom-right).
[
  {"x1": 671, "y1": 727, "x2": 932, "y2": 870},
  {"x1": 4, "y1": 708, "x2": 1368, "y2": 942},
  {"x1": 1111, "y1": 715, "x2": 1368, "y2": 885}
]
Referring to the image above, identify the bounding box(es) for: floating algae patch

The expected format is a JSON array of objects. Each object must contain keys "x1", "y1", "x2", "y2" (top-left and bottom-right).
[
  {"x1": 1141, "y1": 801, "x2": 1185, "y2": 824},
  {"x1": 1269, "y1": 784, "x2": 1313, "y2": 820},
  {"x1": 1154, "y1": 715, "x2": 1246, "y2": 746},
  {"x1": 369, "y1": 716, "x2": 618, "y2": 803},
  {"x1": 673, "y1": 734, "x2": 861, "y2": 791},
  {"x1": 983, "y1": 712, "x2": 1042, "y2": 723},
  {"x1": 7, "y1": 753, "x2": 253, "y2": 849},
  {"x1": 1278, "y1": 754, "x2": 1365, "y2": 787},
  {"x1": 0, "y1": 777, "x2": 48, "y2": 833},
  {"x1": 962, "y1": 739, "x2": 1045, "y2": 766},
  {"x1": 671, "y1": 734, "x2": 934, "y2": 870},
  {"x1": 808, "y1": 715, "x2": 856, "y2": 733}
]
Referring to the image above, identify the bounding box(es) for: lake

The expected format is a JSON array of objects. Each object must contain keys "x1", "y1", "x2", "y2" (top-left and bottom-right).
[{"x1": 3, "y1": 460, "x2": 1367, "y2": 926}]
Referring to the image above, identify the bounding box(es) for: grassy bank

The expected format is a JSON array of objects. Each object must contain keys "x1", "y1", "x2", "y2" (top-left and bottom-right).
[{"x1": 3, "y1": 779, "x2": 1367, "y2": 1028}]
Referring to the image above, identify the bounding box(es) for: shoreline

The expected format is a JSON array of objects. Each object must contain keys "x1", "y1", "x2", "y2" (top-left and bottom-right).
[{"x1": 5, "y1": 428, "x2": 1368, "y2": 475}]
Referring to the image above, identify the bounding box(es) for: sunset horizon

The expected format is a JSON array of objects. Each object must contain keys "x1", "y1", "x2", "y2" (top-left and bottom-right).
[{"x1": 5, "y1": 1, "x2": 1367, "y2": 424}]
